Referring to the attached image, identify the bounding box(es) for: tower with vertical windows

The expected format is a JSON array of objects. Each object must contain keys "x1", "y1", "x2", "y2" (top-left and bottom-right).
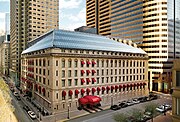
[
  {"x1": 10, "y1": 0, "x2": 59, "y2": 86},
  {"x1": 86, "y1": 0, "x2": 180, "y2": 93}
]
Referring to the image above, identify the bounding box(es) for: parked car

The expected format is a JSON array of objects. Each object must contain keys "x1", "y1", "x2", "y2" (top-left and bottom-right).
[
  {"x1": 119, "y1": 101, "x2": 128, "y2": 108},
  {"x1": 143, "y1": 112, "x2": 152, "y2": 121},
  {"x1": 156, "y1": 105, "x2": 166, "y2": 113},
  {"x1": 149, "y1": 94, "x2": 158, "y2": 100},
  {"x1": 132, "y1": 98, "x2": 140, "y2": 104},
  {"x1": 27, "y1": 111, "x2": 37, "y2": 119},
  {"x1": 110, "y1": 105, "x2": 121, "y2": 110},
  {"x1": 126, "y1": 100, "x2": 135, "y2": 106},
  {"x1": 23, "y1": 105, "x2": 30, "y2": 112},
  {"x1": 13, "y1": 92, "x2": 19, "y2": 97},
  {"x1": 138, "y1": 96, "x2": 148, "y2": 102},
  {"x1": 164, "y1": 104, "x2": 172, "y2": 110}
]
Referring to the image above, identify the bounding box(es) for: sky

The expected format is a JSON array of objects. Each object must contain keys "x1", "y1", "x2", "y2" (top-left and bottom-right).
[{"x1": 0, "y1": 0, "x2": 86, "y2": 32}]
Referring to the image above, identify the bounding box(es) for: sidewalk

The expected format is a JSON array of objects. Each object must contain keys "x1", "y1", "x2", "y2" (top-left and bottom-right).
[{"x1": 147, "y1": 111, "x2": 172, "y2": 122}]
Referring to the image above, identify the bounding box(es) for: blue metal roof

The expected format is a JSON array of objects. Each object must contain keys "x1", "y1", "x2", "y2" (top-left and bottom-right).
[{"x1": 22, "y1": 29, "x2": 146, "y2": 54}]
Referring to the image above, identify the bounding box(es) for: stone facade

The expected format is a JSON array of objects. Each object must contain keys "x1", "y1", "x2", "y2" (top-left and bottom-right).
[{"x1": 21, "y1": 48, "x2": 149, "y2": 114}]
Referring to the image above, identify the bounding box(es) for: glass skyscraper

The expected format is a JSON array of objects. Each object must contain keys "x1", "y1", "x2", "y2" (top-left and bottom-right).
[{"x1": 86, "y1": 0, "x2": 180, "y2": 93}]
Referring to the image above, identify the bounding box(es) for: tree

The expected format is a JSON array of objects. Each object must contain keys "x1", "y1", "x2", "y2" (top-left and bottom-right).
[
  {"x1": 129, "y1": 108, "x2": 143, "y2": 122},
  {"x1": 144, "y1": 102, "x2": 158, "y2": 122},
  {"x1": 113, "y1": 113, "x2": 128, "y2": 122}
]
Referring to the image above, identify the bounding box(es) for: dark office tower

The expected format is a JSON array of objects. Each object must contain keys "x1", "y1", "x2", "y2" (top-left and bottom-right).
[{"x1": 86, "y1": 0, "x2": 180, "y2": 93}]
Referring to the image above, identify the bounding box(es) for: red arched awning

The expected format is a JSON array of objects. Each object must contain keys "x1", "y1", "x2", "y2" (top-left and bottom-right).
[
  {"x1": 42, "y1": 88, "x2": 45, "y2": 92},
  {"x1": 92, "y1": 70, "x2": 96, "y2": 74},
  {"x1": 97, "y1": 87, "x2": 101, "y2": 91},
  {"x1": 75, "y1": 90, "x2": 79, "y2": 95},
  {"x1": 69, "y1": 90, "x2": 73, "y2": 96},
  {"x1": 86, "y1": 70, "x2": 91, "y2": 74},
  {"x1": 111, "y1": 86, "x2": 115, "y2": 90},
  {"x1": 81, "y1": 61, "x2": 85, "y2": 65},
  {"x1": 134, "y1": 83, "x2": 137, "y2": 86},
  {"x1": 140, "y1": 83, "x2": 143, "y2": 86},
  {"x1": 78, "y1": 98, "x2": 89, "y2": 105},
  {"x1": 62, "y1": 91, "x2": 66, "y2": 97},
  {"x1": 123, "y1": 84, "x2": 127, "y2": 88},
  {"x1": 83, "y1": 95, "x2": 101, "y2": 105},
  {"x1": 92, "y1": 78, "x2": 96, "y2": 82},
  {"x1": 137, "y1": 83, "x2": 140, "y2": 86},
  {"x1": 86, "y1": 88, "x2": 91, "y2": 93},
  {"x1": 86, "y1": 78, "x2": 91, "y2": 83},
  {"x1": 127, "y1": 84, "x2": 130, "y2": 87},
  {"x1": 130, "y1": 84, "x2": 133, "y2": 87},
  {"x1": 87, "y1": 61, "x2": 91, "y2": 65},
  {"x1": 38, "y1": 86, "x2": 41, "y2": 90},
  {"x1": 119, "y1": 85, "x2": 123, "y2": 88},
  {"x1": 92, "y1": 61, "x2": 96, "y2": 65},
  {"x1": 143, "y1": 82, "x2": 147, "y2": 85},
  {"x1": 102, "y1": 87, "x2": 105, "y2": 91},
  {"x1": 92, "y1": 88, "x2": 96, "y2": 93},
  {"x1": 81, "y1": 89, "x2": 85, "y2": 94},
  {"x1": 81, "y1": 70, "x2": 85, "y2": 74},
  {"x1": 115, "y1": 85, "x2": 119, "y2": 89},
  {"x1": 106, "y1": 86, "x2": 110, "y2": 91},
  {"x1": 81, "y1": 79, "x2": 85, "y2": 84}
]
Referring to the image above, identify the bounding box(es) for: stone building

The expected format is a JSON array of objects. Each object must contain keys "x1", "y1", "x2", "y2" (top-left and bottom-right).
[
  {"x1": 172, "y1": 59, "x2": 180, "y2": 122},
  {"x1": 21, "y1": 29, "x2": 149, "y2": 114}
]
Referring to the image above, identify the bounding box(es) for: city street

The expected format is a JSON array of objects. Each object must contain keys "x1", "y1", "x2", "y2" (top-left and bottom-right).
[
  {"x1": 1, "y1": 75, "x2": 38, "y2": 122},
  {"x1": 67, "y1": 94, "x2": 172, "y2": 122}
]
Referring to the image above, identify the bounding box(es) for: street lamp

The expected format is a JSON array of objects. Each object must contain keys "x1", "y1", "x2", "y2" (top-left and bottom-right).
[{"x1": 67, "y1": 104, "x2": 70, "y2": 119}]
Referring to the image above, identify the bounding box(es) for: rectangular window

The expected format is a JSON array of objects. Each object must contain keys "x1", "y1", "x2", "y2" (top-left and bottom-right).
[
  {"x1": 62, "y1": 80, "x2": 65, "y2": 87},
  {"x1": 56, "y1": 93, "x2": 58, "y2": 99},
  {"x1": 102, "y1": 60, "x2": 104, "y2": 67},
  {"x1": 56, "y1": 80, "x2": 58, "y2": 86},
  {"x1": 62, "y1": 59, "x2": 65, "y2": 68},
  {"x1": 68, "y1": 60, "x2": 72, "y2": 68},
  {"x1": 68, "y1": 70, "x2": 71, "y2": 77},
  {"x1": 111, "y1": 77, "x2": 113, "y2": 82},
  {"x1": 74, "y1": 70, "x2": 77, "y2": 77},
  {"x1": 106, "y1": 69, "x2": 108, "y2": 75},
  {"x1": 97, "y1": 78, "x2": 99, "y2": 84},
  {"x1": 75, "y1": 79, "x2": 78, "y2": 86},
  {"x1": 97, "y1": 60, "x2": 99, "y2": 67},
  {"x1": 177, "y1": 98, "x2": 180, "y2": 115},
  {"x1": 56, "y1": 60, "x2": 58, "y2": 66},
  {"x1": 102, "y1": 77, "x2": 104, "y2": 83},
  {"x1": 97, "y1": 70, "x2": 99, "y2": 76},
  {"x1": 75, "y1": 60, "x2": 78, "y2": 67},
  {"x1": 68, "y1": 79, "x2": 72, "y2": 86},
  {"x1": 106, "y1": 77, "x2": 109, "y2": 83},
  {"x1": 176, "y1": 71, "x2": 180, "y2": 86},
  {"x1": 102, "y1": 69, "x2": 104, "y2": 75},
  {"x1": 43, "y1": 69, "x2": 45, "y2": 75},
  {"x1": 43, "y1": 78, "x2": 46, "y2": 84},
  {"x1": 56, "y1": 70, "x2": 58, "y2": 76},
  {"x1": 62, "y1": 70, "x2": 65, "y2": 78}
]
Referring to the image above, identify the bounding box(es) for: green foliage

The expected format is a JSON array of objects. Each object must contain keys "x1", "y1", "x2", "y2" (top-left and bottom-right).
[
  {"x1": 113, "y1": 113, "x2": 128, "y2": 122},
  {"x1": 144, "y1": 102, "x2": 158, "y2": 117},
  {"x1": 130, "y1": 108, "x2": 143, "y2": 122}
]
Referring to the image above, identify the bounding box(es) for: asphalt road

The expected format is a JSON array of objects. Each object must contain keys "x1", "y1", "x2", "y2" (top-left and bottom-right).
[
  {"x1": 2, "y1": 75, "x2": 38, "y2": 122},
  {"x1": 68, "y1": 95, "x2": 172, "y2": 122}
]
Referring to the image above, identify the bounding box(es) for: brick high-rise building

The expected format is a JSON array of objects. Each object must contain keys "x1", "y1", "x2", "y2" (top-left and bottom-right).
[
  {"x1": 86, "y1": 0, "x2": 180, "y2": 93},
  {"x1": 10, "y1": 0, "x2": 59, "y2": 86}
]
